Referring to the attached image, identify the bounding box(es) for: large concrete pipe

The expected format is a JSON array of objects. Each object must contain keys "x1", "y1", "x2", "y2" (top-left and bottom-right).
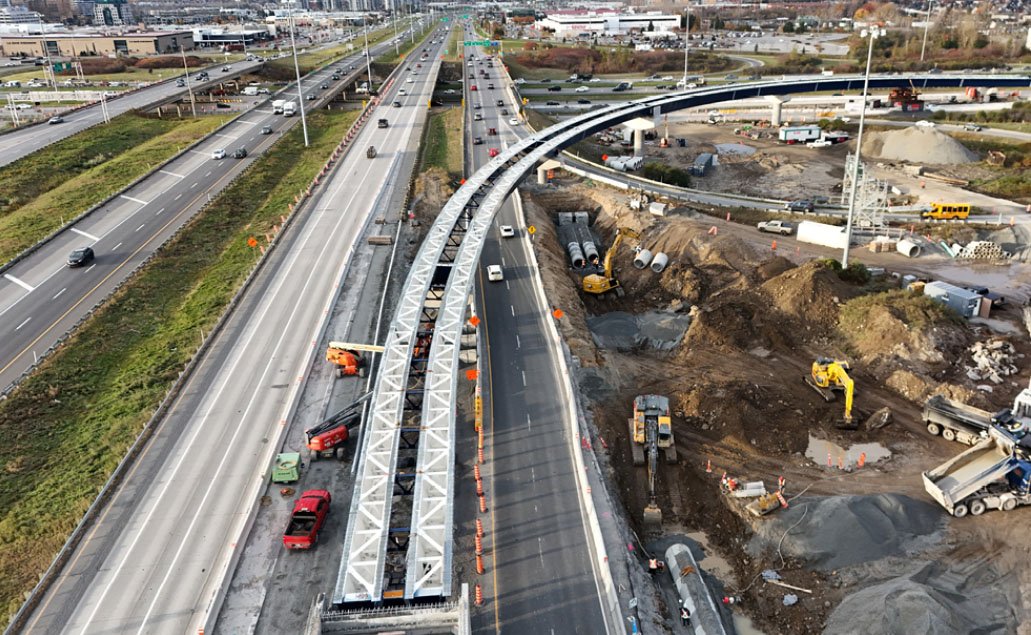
[
  {"x1": 634, "y1": 248, "x2": 653, "y2": 269},
  {"x1": 566, "y1": 241, "x2": 585, "y2": 268},
  {"x1": 558, "y1": 212, "x2": 573, "y2": 226},
  {"x1": 574, "y1": 211, "x2": 589, "y2": 225},
  {"x1": 583, "y1": 239, "x2": 600, "y2": 265},
  {"x1": 897, "y1": 239, "x2": 922, "y2": 258},
  {"x1": 650, "y1": 252, "x2": 669, "y2": 273}
]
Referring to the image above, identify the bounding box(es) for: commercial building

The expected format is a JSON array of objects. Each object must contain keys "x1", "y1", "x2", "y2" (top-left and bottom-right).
[
  {"x1": 0, "y1": 5, "x2": 45, "y2": 24},
  {"x1": 535, "y1": 12, "x2": 681, "y2": 37},
  {"x1": 0, "y1": 30, "x2": 193, "y2": 56},
  {"x1": 93, "y1": 0, "x2": 133, "y2": 26},
  {"x1": 192, "y1": 27, "x2": 271, "y2": 48}
]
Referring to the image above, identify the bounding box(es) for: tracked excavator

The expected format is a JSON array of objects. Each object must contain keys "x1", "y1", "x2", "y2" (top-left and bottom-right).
[
  {"x1": 805, "y1": 358, "x2": 856, "y2": 429},
  {"x1": 326, "y1": 341, "x2": 385, "y2": 378},
  {"x1": 583, "y1": 228, "x2": 641, "y2": 297},
  {"x1": 629, "y1": 395, "x2": 677, "y2": 525}
]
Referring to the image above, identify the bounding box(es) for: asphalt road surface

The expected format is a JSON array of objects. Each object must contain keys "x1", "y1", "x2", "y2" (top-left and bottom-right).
[
  {"x1": 467, "y1": 45, "x2": 608, "y2": 633},
  {"x1": 19, "y1": 26, "x2": 445, "y2": 635},
  {"x1": 0, "y1": 39, "x2": 405, "y2": 395},
  {"x1": 0, "y1": 60, "x2": 267, "y2": 168}
]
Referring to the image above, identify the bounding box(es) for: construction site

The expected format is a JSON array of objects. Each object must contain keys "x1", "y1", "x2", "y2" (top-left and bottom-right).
[{"x1": 516, "y1": 145, "x2": 1031, "y2": 633}]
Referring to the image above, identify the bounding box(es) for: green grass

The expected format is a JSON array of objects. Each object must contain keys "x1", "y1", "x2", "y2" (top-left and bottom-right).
[
  {"x1": 0, "y1": 107, "x2": 358, "y2": 624},
  {"x1": 271, "y1": 22, "x2": 412, "y2": 75},
  {"x1": 0, "y1": 113, "x2": 227, "y2": 265},
  {"x1": 420, "y1": 106, "x2": 464, "y2": 179},
  {"x1": 839, "y1": 288, "x2": 962, "y2": 335},
  {"x1": 445, "y1": 26, "x2": 465, "y2": 62}
]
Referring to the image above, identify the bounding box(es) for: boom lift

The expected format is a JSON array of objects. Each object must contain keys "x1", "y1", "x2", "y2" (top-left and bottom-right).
[
  {"x1": 583, "y1": 228, "x2": 641, "y2": 296},
  {"x1": 805, "y1": 358, "x2": 856, "y2": 428},
  {"x1": 629, "y1": 395, "x2": 677, "y2": 526},
  {"x1": 326, "y1": 341, "x2": 385, "y2": 378},
  {"x1": 305, "y1": 393, "x2": 370, "y2": 459}
]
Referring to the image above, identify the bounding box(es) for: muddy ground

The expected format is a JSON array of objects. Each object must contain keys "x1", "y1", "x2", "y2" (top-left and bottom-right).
[{"x1": 522, "y1": 178, "x2": 1031, "y2": 635}]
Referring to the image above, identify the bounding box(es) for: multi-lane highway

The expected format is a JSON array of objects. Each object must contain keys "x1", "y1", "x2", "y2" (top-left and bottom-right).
[
  {"x1": 0, "y1": 60, "x2": 267, "y2": 167},
  {"x1": 19, "y1": 25, "x2": 446, "y2": 635},
  {"x1": 0, "y1": 38, "x2": 406, "y2": 395},
  {"x1": 465, "y1": 46, "x2": 609, "y2": 632}
]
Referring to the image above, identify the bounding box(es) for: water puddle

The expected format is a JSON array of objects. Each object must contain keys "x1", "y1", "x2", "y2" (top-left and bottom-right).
[{"x1": 805, "y1": 434, "x2": 891, "y2": 470}]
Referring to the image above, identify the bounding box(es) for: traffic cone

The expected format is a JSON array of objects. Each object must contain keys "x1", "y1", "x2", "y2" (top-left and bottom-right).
[
  {"x1": 473, "y1": 465, "x2": 481, "y2": 481},
  {"x1": 476, "y1": 519, "x2": 484, "y2": 538},
  {"x1": 475, "y1": 534, "x2": 483, "y2": 555},
  {"x1": 474, "y1": 584, "x2": 483, "y2": 606},
  {"x1": 479, "y1": 494, "x2": 487, "y2": 513},
  {"x1": 476, "y1": 554, "x2": 485, "y2": 574},
  {"x1": 858, "y1": 452, "x2": 867, "y2": 468},
  {"x1": 476, "y1": 479, "x2": 483, "y2": 496},
  {"x1": 706, "y1": 459, "x2": 712, "y2": 473}
]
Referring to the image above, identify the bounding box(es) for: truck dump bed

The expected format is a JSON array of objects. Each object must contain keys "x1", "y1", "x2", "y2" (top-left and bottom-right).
[
  {"x1": 923, "y1": 431, "x2": 1015, "y2": 510},
  {"x1": 925, "y1": 395, "x2": 993, "y2": 428}
]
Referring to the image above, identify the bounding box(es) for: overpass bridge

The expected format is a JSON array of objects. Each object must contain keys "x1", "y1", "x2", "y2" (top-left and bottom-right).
[{"x1": 333, "y1": 73, "x2": 1031, "y2": 611}]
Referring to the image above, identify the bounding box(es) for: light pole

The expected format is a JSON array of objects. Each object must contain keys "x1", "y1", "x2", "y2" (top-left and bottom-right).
[
  {"x1": 392, "y1": 3, "x2": 399, "y2": 56},
  {"x1": 180, "y1": 45, "x2": 197, "y2": 116},
  {"x1": 288, "y1": 4, "x2": 310, "y2": 147},
  {"x1": 919, "y1": 0, "x2": 934, "y2": 63},
  {"x1": 363, "y1": 13, "x2": 373, "y2": 90},
  {"x1": 682, "y1": 4, "x2": 690, "y2": 87},
  {"x1": 38, "y1": 19, "x2": 55, "y2": 89},
  {"x1": 842, "y1": 26, "x2": 884, "y2": 268}
]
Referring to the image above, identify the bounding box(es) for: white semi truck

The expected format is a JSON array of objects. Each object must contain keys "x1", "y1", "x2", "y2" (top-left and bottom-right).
[
  {"x1": 272, "y1": 99, "x2": 286, "y2": 114},
  {"x1": 283, "y1": 101, "x2": 297, "y2": 117}
]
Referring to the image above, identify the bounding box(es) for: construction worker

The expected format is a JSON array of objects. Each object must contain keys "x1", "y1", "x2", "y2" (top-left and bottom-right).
[
  {"x1": 778, "y1": 475, "x2": 786, "y2": 492},
  {"x1": 680, "y1": 605, "x2": 691, "y2": 626}
]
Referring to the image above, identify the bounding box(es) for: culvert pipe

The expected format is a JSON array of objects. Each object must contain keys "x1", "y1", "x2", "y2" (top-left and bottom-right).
[
  {"x1": 566, "y1": 241, "x2": 585, "y2": 268},
  {"x1": 634, "y1": 249, "x2": 653, "y2": 269},
  {"x1": 583, "y1": 240, "x2": 600, "y2": 265},
  {"x1": 650, "y1": 252, "x2": 669, "y2": 273},
  {"x1": 897, "y1": 240, "x2": 922, "y2": 258}
]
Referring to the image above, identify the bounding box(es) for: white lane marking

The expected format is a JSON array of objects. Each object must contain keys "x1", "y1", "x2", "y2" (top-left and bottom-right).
[
  {"x1": 15, "y1": 317, "x2": 30, "y2": 330},
  {"x1": 159, "y1": 169, "x2": 185, "y2": 179},
  {"x1": 501, "y1": 256, "x2": 506, "y2": 267},
  {"x1": 505, "y1": 280, "x2": 509, "y2": 290},
  {"x1": 157, "y1": 208, "x2": 165, "y2": 215},
  {"x1": 214, "y1": 132, "x2": 237, "y2": 139},
  {"x1": 114, "y1": 242, "x2": 122, "y2": 250},
  {"x1": 190, "y1": 182, "x2": 198, "y2": 189},
  {"x1": 85, "y1": 264, "x2": 96, "y2": 273},
  {"x1": 70, "y1": 227, "x2": 99, "y2": 241},
  {"x1": 175, "y1": 193, "x2": 183, "y2": 200},
  {"x1": 135, "y1": 224, "x2": 145, "y2": 232},
  {"x1": 4, "y1": 274, "x2": 34, "y2": 292},
  {"x1": 527, "y1": 413, "x2": 531, "y2": 430},
  {"x1": 237, "y1": 120, "x2": 259, "y2": 126},
  {"x1": 510, "y1": 305, "x2": 515, "y2": 317},
  {"x1": 515, "y1": 334, "x2": 520, "y2": 349},
  {"x1": 521, "y1": 370, "x2": 526, "y2": 387},
  {"x1": 52, "y1": 287, "x2": 66, "y2": 300},
  {"x1": 205, "y1": 170, "x2": 212, "y2": 177},
  {"x1": 120, "y1": 194, "x2": 149, "y2": 206}
]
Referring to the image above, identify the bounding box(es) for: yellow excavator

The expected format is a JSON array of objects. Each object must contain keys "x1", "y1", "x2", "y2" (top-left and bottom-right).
[
  {"x1": 805, "y1": 358, "x2": 856, "y2": 429},
  {"x1": 629, "y1": 394, "x2": 677, "y2": 526},
  {"x1": 583, "y1": 227, "x2": 641, "y2": 297}
]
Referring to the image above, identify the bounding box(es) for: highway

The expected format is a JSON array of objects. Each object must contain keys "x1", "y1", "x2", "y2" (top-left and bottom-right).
[
  {"x1": 0, "y1": 38, "x2": 403, "y2": 396},
  {"x1": 466, "y1": 46, "x2": 608, "y2": 633},
  {"x1": 0, "y1": 60, "x2": 266, "y2": 168},
  {"x1": 19, "y1": 25, "x2": 445, "y2": 635}
]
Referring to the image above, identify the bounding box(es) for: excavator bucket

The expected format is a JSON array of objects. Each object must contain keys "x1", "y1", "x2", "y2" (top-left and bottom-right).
[{"x1": 643, "y1": 501, "x2": 662, "y2": 526}]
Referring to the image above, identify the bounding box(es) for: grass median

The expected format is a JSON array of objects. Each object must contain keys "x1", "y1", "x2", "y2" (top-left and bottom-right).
[
  {"x1": 0, "y1": 113, "x2": 226, "y2": 265},
  {"x1": 420, "y1": 105, "x2": 464, "y2": 180},
  {"x1": 0, "y1": 107, "x2": 358, "y2": 624}
]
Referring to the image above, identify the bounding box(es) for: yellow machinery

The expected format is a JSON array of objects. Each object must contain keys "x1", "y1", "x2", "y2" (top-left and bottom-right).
[
  {"x1": 583, "y1": 228, "x2": 641, "y2": 296},
  {"x1": 629, "y1": 394, "x2": 677, "y2": 525},
  {"x1": 805, "y1": 358, "x2": 856, "y2": 428},
  {"x1": 921, "y1": 203, "x2": 970, "y2": 220}
]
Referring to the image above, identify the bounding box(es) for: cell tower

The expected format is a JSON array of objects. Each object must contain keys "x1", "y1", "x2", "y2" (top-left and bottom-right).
[{"x1": 841, "y1": 152, "x2": 888, "y2": 229}]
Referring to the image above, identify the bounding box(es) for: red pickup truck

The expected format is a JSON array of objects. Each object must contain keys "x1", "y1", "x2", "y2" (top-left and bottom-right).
[{"x1": 283, "y1": 489, "x2": 331, "y2": 550}]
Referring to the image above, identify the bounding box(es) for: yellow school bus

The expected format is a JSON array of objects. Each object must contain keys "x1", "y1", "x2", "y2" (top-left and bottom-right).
[{"x1": 922, "y1": 203, "x2": 970, "y2": 220}]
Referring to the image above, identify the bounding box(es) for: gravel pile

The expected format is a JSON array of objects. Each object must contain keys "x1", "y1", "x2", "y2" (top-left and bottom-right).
[{"x1": 862, "y1": 127, "x2": 979, "y2": 164}]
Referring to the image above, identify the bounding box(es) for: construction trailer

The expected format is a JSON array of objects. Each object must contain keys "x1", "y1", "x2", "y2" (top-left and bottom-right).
[
  {"x1": 689, "y1": 152, "x2": 713, "y2": 176},
  {"x1": 778, "y1": 125, "x2": 822, "y2": 144},
  {"x1": 923, "y1": 281, "x2": 983, "y2": 319}
]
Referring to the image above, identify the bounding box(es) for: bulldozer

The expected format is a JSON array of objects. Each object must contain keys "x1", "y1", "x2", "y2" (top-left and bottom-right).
[
  {"x1": 583, "y1": 228, "x2": 641, "y2": 297},
  {"x1": 629, "y1": 395, "x2": 677, "y2": 526},
  {"x1": 326, "y1": 341, "x2": 385, "y2": 378},
  {"x1": 805, "y1": 358, "x2": 856, "y2": 429}
]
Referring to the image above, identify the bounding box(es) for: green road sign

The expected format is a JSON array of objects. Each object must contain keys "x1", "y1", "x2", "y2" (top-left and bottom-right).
[{"x1": 463, "y1": 40, "x2": 499, "y2": 47}]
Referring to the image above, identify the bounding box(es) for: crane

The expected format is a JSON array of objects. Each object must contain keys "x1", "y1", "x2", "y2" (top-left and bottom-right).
[
  {"x1": 583, "y1": 227, "x2": 641, "y2": 296},
  {"x1": 805, "y1": 358, "x2": 855, "y2": 428}
]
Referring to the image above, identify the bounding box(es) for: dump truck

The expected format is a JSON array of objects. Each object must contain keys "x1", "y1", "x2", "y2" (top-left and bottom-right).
[
  {"x1": 923, "y1": 395, "x2": 1001, "y2": 445},
  {"x1": 283, "y1": 489, "x2": 331, "y2": 550},
  {"x1": 922, "y1": 424, "x2": 1031, "y2": 517}
]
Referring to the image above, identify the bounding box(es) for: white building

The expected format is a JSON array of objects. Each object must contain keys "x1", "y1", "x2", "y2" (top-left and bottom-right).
[
  {"x1": 0, "y1": 6, "x2": 44, "y2": 24},
  {"x1": 536, "y1": 12, "x2": 681, "y2": 37}
]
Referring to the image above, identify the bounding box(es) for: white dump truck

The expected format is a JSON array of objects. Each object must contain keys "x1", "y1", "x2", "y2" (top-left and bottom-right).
[
  {"x1": 923, "y1": 424, "x2": 1031, "y2": 517},
  {"x1": 924, "y1": 391, "x2": 1031, "y2": 445}
]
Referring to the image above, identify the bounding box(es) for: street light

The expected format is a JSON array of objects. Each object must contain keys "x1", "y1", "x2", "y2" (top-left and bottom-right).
[
  {"x1": 363, "y1": 13, "x2": 373, "y2": 91},
  {"x1": 682, "y1": 4, "x2": 690, "y2": 87},
  {"x1": 920, "y1": 0, "x2": 934, "y2": 63},
  {"x1": 287, "y1": 2, "x2": 310, "y2": 147},
  {"x1": 841, "y1": 26, "x2": 884, "y2": 268},
  {"x1": 180, "y1": 45, "x2": 197, "y2": 117}
]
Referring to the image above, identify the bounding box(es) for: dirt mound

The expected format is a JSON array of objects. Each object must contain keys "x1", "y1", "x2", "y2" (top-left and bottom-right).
[
  {"x1": 755, "y1": 256, "x2": 797, "y2": 281},
  {"x1": 683, "y1": 291, "x2": 797, "y2": 352},
  {"x1": 753, "y1": 494, "x2": 943, "y2": 571},
  {"x1": 760, "y1": 260, "x2": 859, "y2": 328},
  {"x1": 825, "y1": 561, "x2": 1018, "y2": 635},
  {"x1": 861, "y1": 127, "x2": 979, "y2": 165}
]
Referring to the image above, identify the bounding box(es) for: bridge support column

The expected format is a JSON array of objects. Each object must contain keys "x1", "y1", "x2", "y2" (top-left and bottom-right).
[
  {"x1": 633, "y1": 129, "x2": 643, "y2": 157},
  {"x1": 765, "y1": 95, "x2": 789, "y2": 127}
]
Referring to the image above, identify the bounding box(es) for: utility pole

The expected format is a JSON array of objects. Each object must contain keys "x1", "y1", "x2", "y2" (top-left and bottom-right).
[
  {"x1": 363, "y1": 13, "x2": 373, "y2": 90},
  {"x1": 842, "y1": 27, "x2": 883, "y2": 268},
  {"x1": 288, "y1": 4, "x2": 310, "y2": 147},
  {"x1": 682, "y1": 3, "x2": 690, "y2": 86},
  {"x1": 392, "y1": 1, "x2": 399, "y2": 56},
  {"x1": 180, "y1": 45, "x2": 196, "y2": 116},
  {"x1": 919, "y1": 0, "x2": 934, "y2": 63}
]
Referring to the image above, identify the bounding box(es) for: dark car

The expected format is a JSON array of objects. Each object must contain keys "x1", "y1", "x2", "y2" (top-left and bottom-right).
[
  {"x1": 501, "y1": 108, "x2": 508, "y2": 115},
  {"x1": 577, "y1": 99, "x2": 591, "y2": 104},
  {"x1": 473, "y1": 136, "x2": 483, "y2": 145},
  {"x1": 541, "y1": 78, "x2": 551, "y2": 83},
  {"x1": 547, "y1": 85, "x2": 561, "y2": 92},
  {"x1": 261, "y1": 125, "x2": 273, "y2": 135},
  {"x1": 232, "y1": 147, "x2": 248, "y2": 159},
  {"x1": 67, "y1": 246, "x2": 94, "y2": 267},
  {"x1": 785, "y1": 200, "x2": 814, "y2": 213},
  {"x1": 393, "y1": 100, "x2": 401, "y2": 107},
  {"x1": 495, "y1": 99, "x2": 503, "y2": 107},
  {"x1": 546, "y1": 100, "x2": 560, "y2": 106},
  {"x1": 378, "y1": 118, "x2": 389, "y2": 128},
  {"x1": 321, "y1": 83, "x2": 329, "y2": 89}
]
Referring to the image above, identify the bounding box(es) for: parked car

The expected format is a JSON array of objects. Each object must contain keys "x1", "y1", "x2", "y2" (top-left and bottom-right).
[
  {"x1": 67, "y1": 246, "x2": 95, "y2": 268},
  {"x1": 757, "y1": 220, "x2": 795, "y2": 235},
  {"x1": 282, "y1": 490, "x2": 331, "y2": 550}
]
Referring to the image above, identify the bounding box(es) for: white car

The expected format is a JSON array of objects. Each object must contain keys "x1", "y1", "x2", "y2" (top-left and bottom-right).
[
  {"x1": 487, "y1": 264, "x2": 504, "y2": 281},
  {"x1": 212, "y1": 148, "x2": 226, "y2": 160},
  {"x1": 406, "y1": 77, "x2": 414, "y2": 83},
  {"x1": 806, "y1": 139, "x2": 832, "y2": 148},
  {"x1": 398, "y1": 88, "x2": 407, "y2": 96},
  {"x1": 500, "y1": 225, "x2": 515, "y2": 238},
  {"x1": 508, "y1": 118, "x2": 519, "y2": 126},
  {"x1": 915, "y1": 120, "x2": 936, "y2": 128},
  {"x1": 589, "y1": 77, "x2": 602, "y2": 83},
  {"x1": 661, "y1": 75, "x2": 674, "y2": 81},
  {"x1": 514, "y1": 77, "x2": 526, "y2": 84},
  {"x1": 575, "y1": 86, "x2": 589, "y2": 93}
]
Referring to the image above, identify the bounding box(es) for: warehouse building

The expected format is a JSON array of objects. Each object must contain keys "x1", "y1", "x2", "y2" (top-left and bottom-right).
[
  {"x1": 0, "y1": 31, "x2": 193, "y2": 56},
  {"x1": 535, "y1": 12, "x2": 681, "y2": 37}
]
